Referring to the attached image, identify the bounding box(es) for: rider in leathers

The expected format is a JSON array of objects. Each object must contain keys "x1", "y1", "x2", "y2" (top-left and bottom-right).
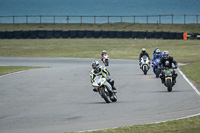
[
  {"x1": 101, "y1": 50, "x2": 107, "y2": 61},
  {"x1": 139, "y1": 48, "x2": 150, "y2": 68},
  {"x1": 159, "y1": 51, "x2": 178, "y2": 85},
  {"x1": 90, "y1": 61, "x2": 117, "y2": 93}
]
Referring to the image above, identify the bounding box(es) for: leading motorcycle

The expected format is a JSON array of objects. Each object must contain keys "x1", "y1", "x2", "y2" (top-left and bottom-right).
[
  {"x1": 92, "y1": 75, "x2": 117, "y2": 103},
  {"x1": 163, "y1": 67, "x2": 177, "y2": 92},
  {"x1": 140, "y1": 55, "x2": 150, "y2": 75}
]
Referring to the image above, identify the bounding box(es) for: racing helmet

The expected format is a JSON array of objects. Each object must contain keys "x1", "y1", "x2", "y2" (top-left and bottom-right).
[
  {"x1": 102, "y1": 50, "x2": 106, "y2": 53},
  {"x1": 92, "y1": 61, "x2": 100, "y2": 70},
  {"x1": 155, "y1": 49, "x2": 161, "y2": 54},
  {"x1": 163, "y1": 51, "x2": 169, "y2": 59},
  {"x1": 142, "y1": 48, "x2": 146, "y2": 53}
]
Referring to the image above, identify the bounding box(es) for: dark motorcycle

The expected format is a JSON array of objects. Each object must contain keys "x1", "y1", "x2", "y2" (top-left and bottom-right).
[
  {"x1": 153, "y1": 58, "x2": 161, "y2": 78},
  {"x1": 163, "y1": 67, "x2": 177, "y2": 92}
]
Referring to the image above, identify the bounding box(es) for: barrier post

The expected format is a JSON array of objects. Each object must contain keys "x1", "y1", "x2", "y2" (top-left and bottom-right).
[
  {"x1": 172, "y1": 14, "x2": 173, "y2": 24},
  {"x1": 159, "y1": 15, "x2": 161, "y2": 24},
  {"x1": 26, "y1": 16, "x2": 28, "y2": 24},
  {"x1": 54, "y1": 16, "x2": 55, "y2": 24},
  {"x1": 121, "y1": 16, "x2": 122, "y2": 23},
  {"x1": 134, "y1": 16, "x2": 135, "y2": 24},
  {"x1": 108, "y1": 16, "x2": 109, "y2": 23},
  {"x1": 13, "y1": 16, "x2": 15, "y2": 24},
  {"x1": 94, "y1": 16, "x2": 96, "y2": 24},
  {"x1": 67, "y1": 16, "x2": 69, "y2": 23},
  {"x1": 80, "y1": 16, "x2": 82, "y2": 24},
  {"x1": 147, "y1": 16, "x2": 148, "y2": 24},
  {"x1": 184, "y1": 15, "x2": 186, "y2": 24},
  {"x1": 40, "y1": 15, "x2": 42, "y2": 24}
]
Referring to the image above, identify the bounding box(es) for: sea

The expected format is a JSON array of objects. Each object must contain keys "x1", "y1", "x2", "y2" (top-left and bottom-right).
[{"x1": 0, "y1": 0, "x2": 200, "y2": 24}]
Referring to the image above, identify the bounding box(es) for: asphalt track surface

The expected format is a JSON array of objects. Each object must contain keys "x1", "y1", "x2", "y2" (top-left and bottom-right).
[{"x1": 0, "y1": 57, "x2": 200, "y2": 133}]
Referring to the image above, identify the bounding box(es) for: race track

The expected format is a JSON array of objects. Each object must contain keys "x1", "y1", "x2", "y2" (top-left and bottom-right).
[{"x1": 0, "y1": 57, "x2": 200, "y2": 133}]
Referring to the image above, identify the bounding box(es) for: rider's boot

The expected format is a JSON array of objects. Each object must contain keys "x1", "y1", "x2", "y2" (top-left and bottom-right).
[
  {"x1": 112, "y1": 86, "x2": 117, "y2": 93},
  {"x1": 93, "y1": 88, "x2": 97, "y2": 92}
]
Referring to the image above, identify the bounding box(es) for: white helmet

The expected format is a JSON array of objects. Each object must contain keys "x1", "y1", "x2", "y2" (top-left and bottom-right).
[
  {"x1": 102, "y1": 50, "x2": 106, "y2": 53},
  {"x1": 156, "y1": 49, "x2": 161, "y2": 54},
  {"x1": 92, "y1": 61, "x2": 100, "y2": 70}
]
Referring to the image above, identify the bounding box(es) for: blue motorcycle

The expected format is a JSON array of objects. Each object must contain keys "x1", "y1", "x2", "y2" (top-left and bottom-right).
[{"x1": 152, "y1": 58, "x2": 161, "y2": 78}]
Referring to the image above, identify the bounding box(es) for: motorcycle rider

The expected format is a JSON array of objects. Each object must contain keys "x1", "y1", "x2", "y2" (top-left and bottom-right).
[
  {"x1": 90, "y1": 61, "x2": 117, "y2": 93},
  {"x1": 153, "y1": 47, "x2": 159, "y2": 54},
  {"x1": 152, "y1": 49, "x2": 163, "y2": 63},
  {"x1": 139, "y1": 48, "x2": 150, "y2": 67},
  {"x1": 159, "y1": 51, "x2": 178, "y2": 85},
  {"x1": 101, "y1": 50, "x2": 107, "y2": 61}
]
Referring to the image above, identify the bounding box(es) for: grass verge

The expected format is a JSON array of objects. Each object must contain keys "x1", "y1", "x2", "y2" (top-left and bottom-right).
[
  {"x1": 0, "y1": 39, "x2": 200, "y2": 63},
  {"x1": 0, "y1": 66, "x2": 45, "y2": 76},
  {"x1": 70, "y1": 115, "x2": 200, "y2": 133},
  {"x1": 0, "y1": 23, "x2": 200, "y2": 33}
]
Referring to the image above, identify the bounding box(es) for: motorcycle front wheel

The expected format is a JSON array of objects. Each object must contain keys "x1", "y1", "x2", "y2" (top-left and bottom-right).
[
  {"x1": 143, "y1": 65, "x2": 147, "y2": 75},
  {"x1": 101, "y1": 87, "x2": 112, "y2": 103},
  {"x1": 167, "y1": 79, "x2": 172, "y2": 92},
  {"x1": 156, "y1": 68, "x2": 160, "y2": 78}
]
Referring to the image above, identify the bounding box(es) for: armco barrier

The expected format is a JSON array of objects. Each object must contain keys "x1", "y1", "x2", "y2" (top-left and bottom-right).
[
  {"x1": 124, "y1": 31, "x2": 131, "y2": 38},
  {"x1": 22, "y1": 31, "x2": 30, "y2": 39},
  {"x1": 131, "y1": 31, "x2": 139, "y2": 38},
  {"x1": 30, "y1": 31, "x2": 37, "y2": 39},
  {"x1": 0, "y1": 30, "x2": 199, "y2": 39},
  {"x1": 176, "y1": 33, "x2": 183, "y2": 39},
  {"x1": 14, "y1": 31, "x2": 22, "y2": 39},
  {"x1": 138, "y1": 31, "x2": 147, "y2": 38},
  {"x1": 77, "y1": 30, "x2": 85, "y2": 38},
  {"x1": 162, "y1": 32, "x2": 169, "y2": 39},
  {"x1": 86, "y1": 30, "x2": 94, "y2": 38},
  {"x1": 6, "y1": 31, "x2": 14, "y2": 39},
  {"x1": 147, "y1": 32, "x2": 154, "y2": 38},
  {"x1": 70, "y1": 30, "x2": 78, "y2": 38},
  {"x1": 62, "y1": 31, "x2": 70, "y2": 38},
  {"x1": 46, "y1": 30, "x2": 54, "y2": 39},
  {"x1": 116, "y1": 31, "x2": 124, "y2": 38},
  {"x1": 154, "y1": 32, "x2": 162, "y2": 39},
  {"x1": 0, "y1": 31, "x2": 6, "y2": 39},
  {"x1": 93, "y1": 31, "x2": 101, "y2": 38},
  {"x1": 108, "y1": 31, "x2": 116, "y2": 38},
  {"x1": 37, "y1": 30, "x2": 46, "y2": 39},
  {"x1": 54, "y1": 30, "x2": 62, "y2": 38},
  {"x1": 169, "y1": 32, "x2": 177, "y2": 39},
  {"x1": 101, "y1": 31, "x2": 109, "y2": 38}
]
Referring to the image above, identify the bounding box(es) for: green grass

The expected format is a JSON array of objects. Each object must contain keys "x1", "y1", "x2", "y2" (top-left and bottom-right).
[
  {"x1": 0, "y1": 39, "x2": 200, "y2": 63},
  {"x1": 73, "y1": 115, "x2": 200, "y2": 133},
  {"x1": 0, "y1": 66, "x2": 45, "y2": 76},
  {"x1": 181, "y1": 62, "x2": 200, "y2": 83},
  {"x1": 0, "y1": 23, "x2": 200, "y2": 33}
]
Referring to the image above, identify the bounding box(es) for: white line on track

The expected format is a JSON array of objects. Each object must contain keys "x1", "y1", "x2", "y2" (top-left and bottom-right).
[{"x1": 177, "y1": 68, "x2": 200, "y2": 96}]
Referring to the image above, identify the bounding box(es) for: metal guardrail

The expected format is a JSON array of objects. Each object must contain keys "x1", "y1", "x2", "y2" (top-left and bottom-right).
[{"x1": 0, "y1": 14, "x2": 199, "y2": 24}]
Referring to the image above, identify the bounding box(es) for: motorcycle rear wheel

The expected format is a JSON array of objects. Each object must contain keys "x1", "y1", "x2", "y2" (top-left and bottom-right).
[
  {"x1": 111, "y1": 93, "x2": 117, "y2": 102},
  {"x1": 156, "y1": 69, "x2": 160, "y2": 78},
  {"x1": 143, "y1": 66, "x2": 147, "y2": 75}
]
